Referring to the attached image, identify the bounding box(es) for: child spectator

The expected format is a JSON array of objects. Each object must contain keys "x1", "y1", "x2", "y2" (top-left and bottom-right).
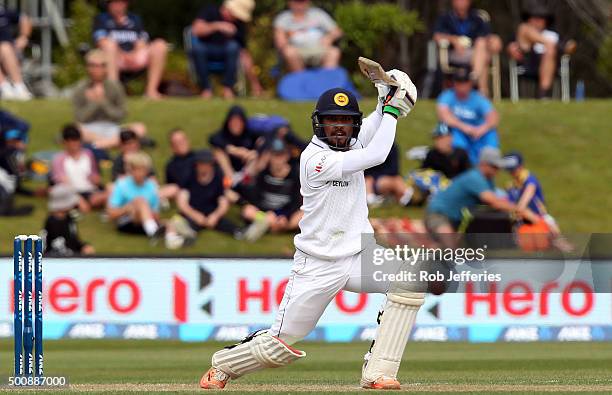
[
  {"x1": 209, "y1": 105, "x2": 257, "y2": 182},
  {"x1": 0, "y1": 7, "x2": 33, "y2": 100},
  {"x1": 190, "y1": 0, "x2": 261, "y2": 99},
  {"x1": 165, "y1": 128, "x2": 195, "y2": 189},
  {"x1": 43, "y1": 184, "x2": 95, "y2": 256},
  {"x1": 111, "y1": 129, "x2": 154, "y2": 181},
  {"x1": 437, "y1": 67, "x2": 499, "y2": 164},
  {"x1": 107, "y1": 152, "x2": 163, "y2": 240},
  {"x1": 166, "y1": 150, "x2": 242, "y2": 249},
  {"x1": 274, "y1": 0, "x2": 342, "y2": 71},
  {"x1": 73, "y1": 49, "x2": 148, "y2": 149},
  {"x1": 364, "y1": 143, "x2": 412, "y2": 207},
  {"x1": 238, "y1": 139, "x2": 302, "y2": 241},
  {"x1": 51, "y1": 125, "x2": 108, "y2": 211},
  {"x1": 93, "y1": 0, "x2": 168, "y2": 99},
  {"x1": 504, "y1": 151, "x2": 559, "y2": 233},
  {"x1": 421, "y1": 123, "x2": 471, "y2": 179}
]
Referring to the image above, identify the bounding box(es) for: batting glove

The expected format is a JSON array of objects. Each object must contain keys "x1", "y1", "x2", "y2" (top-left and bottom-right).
[{"x1": 382, "y1": 69, "x2": 417, "y2": 118}]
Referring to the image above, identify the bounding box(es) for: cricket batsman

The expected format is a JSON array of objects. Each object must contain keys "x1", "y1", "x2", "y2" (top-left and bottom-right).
[{"x1": 200, "y1": 64, "x2": 421, "y2": 390}]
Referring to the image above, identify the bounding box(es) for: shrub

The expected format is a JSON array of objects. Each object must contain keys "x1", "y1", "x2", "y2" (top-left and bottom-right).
[{"x1": 335, "y1": 1, "x2": 423, "y2": 59}]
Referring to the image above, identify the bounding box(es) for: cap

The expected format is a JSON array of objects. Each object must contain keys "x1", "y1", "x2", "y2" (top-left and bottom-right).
[
  {"x1": 269, "y1": 139, "x2": 287, "y2": 153},
  {"x1": 432, "y1": 123, "x2": 451, "y2": 138},
  {"x1": 503, "y1": 151, "x2": 524, "y2": 170},
  {"x1": 452, "y1": 67, "x2": 473, "y2": 82},
  {"x1": 48, "y1": 184, "x2": 80, "y2": 212},
  {"x1": 194, "y1": 149, "x2": 215, "y2": 164},
  {"x1": 479, "y1": 147, "x2": 518, "y2": 169},
  {"x1": 3, "y1": 129, "x2": 25, "y2": 141},
  {"x1": 223, "y1": 0, "x2": 255, "y2": 22}
]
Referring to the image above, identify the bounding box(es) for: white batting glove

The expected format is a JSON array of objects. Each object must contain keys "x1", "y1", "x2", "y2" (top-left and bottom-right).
[{"x1": 382, "y1": 69, "x2": 417, "y2": 118}]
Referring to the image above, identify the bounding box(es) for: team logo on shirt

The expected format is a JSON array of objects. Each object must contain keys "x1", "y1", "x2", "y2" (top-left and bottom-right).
[
  {"x1": 314, "y1": 155, "x2": 327, "y2": 173},
  {"x1": 334, "y1": 93, "x2": 349, "y2": 106}
]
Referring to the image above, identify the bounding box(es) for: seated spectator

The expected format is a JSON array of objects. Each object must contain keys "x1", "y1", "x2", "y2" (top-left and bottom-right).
[
  {"x1": 274, "y1": 0, "x2": 342, "y2": 72},
  {"x1": 51, "y1": 125, "x2": 108, "y2": 211},
  {"x1": 107, "y1": 152, "x2": 164, "y2": 239},
  {"x1": 0, "y1": 108, "x2": 30, "y2": 153},
  {"x1": 437, "y1": 67, "x2": 499, "y2": 164},
  {"x1": 111, "y1": 129, "x2": 153, "y2": 181},
  {"x1": 506, "y1": 5, "x2": 576, "y2": 99},
  {"x1": 0, "y1": 7, "x2": 32, "y2": 100},
  {"x1": 43, "y1": 184, "x2": 95, "y2": 256},
  {"x1": 433, "y1": 0, "x2": 502, "y2": 96},
  {"x1": 73, "y1": 49, "x2": 147, "y2": 149},
  {"x1": 0, "y1": 109, "x2": 33, "y2": 213},
  {"x1": 165, "y1": 128, "x2": 195, "y2": 188},
  {"x1": 209, "y1": 105, "x2": 257, "y2": 182},
  {"x1": 93, "y1": 0, "x2": 168, "y2": 99},
  {"x1": 238, "y1": 139, "x2": 302, "y2": 242},
  {"x1": 421, "y1": 123, "x2": 470, "y2": 179},
  {"x1": 365, "y1": 143, "x2": 413, "y2": 207},
  {"x1": 504, "y1": 151, "x2": 559, "y2": 233},
  {"x1": 190, "y1": 0, "x2": 262, "y2": 99},
  {"x1": 166, "y1": 150, "x2": 242, "y2": 249},
  {"x1": 425, "y1": 148, "x2": 538, "y2": 248}
]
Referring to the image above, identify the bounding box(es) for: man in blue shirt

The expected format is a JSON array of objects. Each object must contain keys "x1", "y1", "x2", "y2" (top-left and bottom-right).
[
  {"x1": 93, "y1": 0, "x2": 168, "y2": 99},
  {"x1": 107, "y1": 151, "x2": 163, "y2": 239},
  {"x1": 433, "y1": 0, "x2": 502, "y2": 96},
  {"x1": 437, "y1": 67, "x2": 499, "y2": 164},
  {"x1": 426, "y1": 147, "x2": 538, "y2": 246}
]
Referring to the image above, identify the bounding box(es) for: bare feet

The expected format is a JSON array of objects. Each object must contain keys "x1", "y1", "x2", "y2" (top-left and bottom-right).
[
  {"x1": 222, "y1": 87, "x2": 235, "y2": 100},
  {"x1": 144, "y1": 91, "x2": 163, "y2": 100},
  {"x1": 200, "y1": 89, "x2": 213, "y2": 99}
]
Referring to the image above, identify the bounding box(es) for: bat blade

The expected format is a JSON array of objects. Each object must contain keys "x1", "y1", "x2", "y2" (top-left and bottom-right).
[{"x1": 358, "y1": 57, "x2": 399, "y2": 86}]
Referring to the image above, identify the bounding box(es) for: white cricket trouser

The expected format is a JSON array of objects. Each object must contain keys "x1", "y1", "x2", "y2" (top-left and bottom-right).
[{"x1": 269, "y1": 249, "x2": 399, "y2": 344}]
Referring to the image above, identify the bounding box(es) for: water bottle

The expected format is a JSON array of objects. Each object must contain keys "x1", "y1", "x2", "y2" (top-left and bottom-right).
[{"x1": 575, "y1": 80, "x2": 585, "y2": 101}]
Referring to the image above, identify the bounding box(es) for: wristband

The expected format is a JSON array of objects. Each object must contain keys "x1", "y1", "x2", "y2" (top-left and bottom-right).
[{"x1": 382, "y1": 105, "x2": 400, "y2": 118}]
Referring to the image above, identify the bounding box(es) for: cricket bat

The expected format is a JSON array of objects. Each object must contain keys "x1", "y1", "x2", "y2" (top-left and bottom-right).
[{"x1": 358, "y1": 57, "x2": 400, "y2": 87}]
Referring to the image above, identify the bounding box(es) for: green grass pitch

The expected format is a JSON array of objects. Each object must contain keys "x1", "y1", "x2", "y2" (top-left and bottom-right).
[
  {"x1": 0, "y1": 99, "x2": 611, "y2": 256},
  {"x1": 1, "y1": 340, "x2": 612, "y2": 393}
]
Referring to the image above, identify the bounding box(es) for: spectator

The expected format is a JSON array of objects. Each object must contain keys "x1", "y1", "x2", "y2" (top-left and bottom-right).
[
  {"x1": 506, "y1": 5, "x2": 576, "y2": 99},
  {"x1": 209, "y1": 105, "x2": 257, "y2": 182},
  {"x1": 437, "y1": 67, "x2": 499, "y2": 164},
  {"x1": 111, "y1": 129, "x2": 153, "y2": 181},
  {"x1": 433, "y1": 0, "x2": 502, "y2": 96},
  {"x1": 365, "y1": 144, "x2": 413, "y2": 207},
  {"x1": 107, "y1": 151, "x2": 164, "y2": 239},
  {"x1": 73, "y1": 49, "x2": 147, "y2": 149},
  {"x1": 0, "y1": 109, "x2": 32, "y2": 214},
  {"x1": 166, "y1": 149, "x2": 242, "y2": 249},
  {"x1": 238, "y1": 139, "x2": 302, "y2": 241},
  {"x1": 190, "y1": 0, "x2": 262, "y2": 99},
  {"x1": 425, "y1": 148, "x2": 538, "y2": 247},
  {"x1": 0, "y1": 7, "x2": 33, "y2": 100},
  {"x1": 165, "y1": 128, "x2": 195, "y2": 189},
  {"x1": 93, "y1": 0, "x2": 168, "y2": 99},
  {"x1": 51, "y1": 125, "x2": 108, "y2": 211},
  {"x1": 421, "y1": 122, "x2": 471, "y2": 179},
  {"x1": 43, "y1": 184, "x2": 95, "y2": 256},
  {"x1": 504, "y1": 151, "x2": 559, "y2": 233},
  {"x1": 274, "y1": 0, "x2": 342, "y2": 72}
]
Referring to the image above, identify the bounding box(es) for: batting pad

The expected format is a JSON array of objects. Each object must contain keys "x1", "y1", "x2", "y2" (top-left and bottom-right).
[
  {"x1": 212, "y1": 332, "x2": 306, "y2": 379},
  {"x1": 361, "y1": 292, "x2": 424, "y2": 385}
]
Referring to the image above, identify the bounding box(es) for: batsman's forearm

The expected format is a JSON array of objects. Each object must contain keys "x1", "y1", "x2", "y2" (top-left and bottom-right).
[{"x1": 341, "y1": 114, "x2": 397, "y2": 176}]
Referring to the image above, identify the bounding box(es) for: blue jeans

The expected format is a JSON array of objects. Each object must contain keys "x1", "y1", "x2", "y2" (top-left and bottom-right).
[
  {"x1": 452, "y1": 129, "x2": 499, "y2": 164},
  {"x1": 190, "y1": 37, "x2": 240, "y2": 90}
]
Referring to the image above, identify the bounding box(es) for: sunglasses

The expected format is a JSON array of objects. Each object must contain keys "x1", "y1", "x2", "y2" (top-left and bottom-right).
[{"x1": 87, "y1": 62, "x2": 107, "y2": 68}]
